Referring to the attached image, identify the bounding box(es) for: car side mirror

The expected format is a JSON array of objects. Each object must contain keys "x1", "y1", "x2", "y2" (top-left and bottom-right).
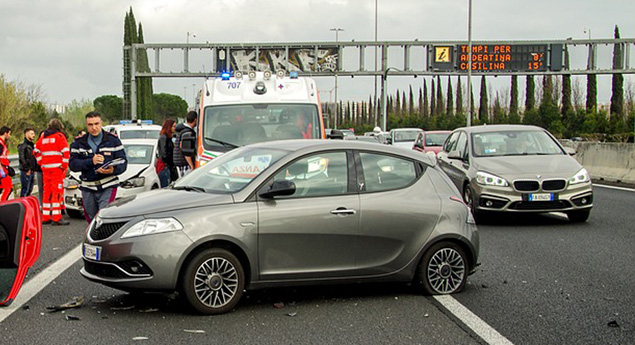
[
  {"x1": 259, "y1": 180, "x2": 296, "y2": 199},
  {"x1": 180, "y1": 131, "x2": 196, "y2": 155},
  {"x1": 327, "y1": 129, "x2": 344, "y2": 140},
  {"x1": 415, "y1": 141, "x2": 424, "y2": 149},
  {"x1": 564, "y1": 147, "x2": 576, "y2": 156}
]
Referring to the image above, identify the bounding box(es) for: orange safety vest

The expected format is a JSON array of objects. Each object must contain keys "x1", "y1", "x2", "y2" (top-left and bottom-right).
[{"x1": 34, "y1": 132, "x2": 69, "y2": 170}]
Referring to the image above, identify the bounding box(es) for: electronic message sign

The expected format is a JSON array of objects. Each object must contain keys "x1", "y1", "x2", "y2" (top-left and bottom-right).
[{"x1": 431, "y1": 44, "x2": 562, "y2": 73}]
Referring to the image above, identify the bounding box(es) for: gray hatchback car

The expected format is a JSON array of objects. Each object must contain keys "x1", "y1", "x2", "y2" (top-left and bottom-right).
[
  {"x1": 437, "y1": 125, "x2": 593, "y2": 222},
  {"x1": 81, "y1": 140, "x2": 479, "y2": 314}
]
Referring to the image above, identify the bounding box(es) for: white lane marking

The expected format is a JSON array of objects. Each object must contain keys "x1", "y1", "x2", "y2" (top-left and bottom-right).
[
  {"x1": 434, "y1": 295, "x2": 515, "y2": 345},
  {"x1": 0, "y1": 244, "x2": 82, "y2": 323},
  {"x1": 593, "y1": 183, "x2": 635, "y2": 192}
]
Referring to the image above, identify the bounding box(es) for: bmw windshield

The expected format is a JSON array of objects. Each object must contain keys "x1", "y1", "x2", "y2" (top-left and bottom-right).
[
  {"x1": 472, "y1": 130, "x2": 565, "y2": 157},
  {"x1": 173, "y1": 146, "x2": 287, "y2": 193}
]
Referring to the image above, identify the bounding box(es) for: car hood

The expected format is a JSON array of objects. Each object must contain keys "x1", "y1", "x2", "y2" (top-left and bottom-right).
[
  {"x1": 473, "y1": 154, "x2": 582, "y2": 179},
  {"x1": 99, "y1": 189, "x2": 235, "y2": 218}
]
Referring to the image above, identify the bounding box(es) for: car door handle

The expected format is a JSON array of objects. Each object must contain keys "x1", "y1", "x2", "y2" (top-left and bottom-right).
[{"x1": 330, "y1": 208, "x2": 356, "y2": 215}]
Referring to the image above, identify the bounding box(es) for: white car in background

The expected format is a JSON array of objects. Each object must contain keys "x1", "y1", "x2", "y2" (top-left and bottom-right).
[
  {"x1": 103, "y1": 120, "x2": 161, "y2": 140},
  {"x1": 64, "y1": 138, "x2": 161, "y2": 218},
  {"x1": 389, "y1": 128, "x2": 423, "y2": 150}
]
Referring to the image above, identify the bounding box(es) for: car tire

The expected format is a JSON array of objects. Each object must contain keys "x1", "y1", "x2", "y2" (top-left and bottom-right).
[
  {"x1": 566, "y1": 209, "x2": 590, "y2": 223},
  {"x1": 462, "y1": 183, "x2": 482, "y2": 221},
  {"x1": 66, "y1": 209, "x2": 84, "y2": 219},
  {"x1": 181, "y1": 248, "x2": 245, "y2": 315},
  {"x1": 416, "y1": 242, "x2": 468, "y2": 295}
]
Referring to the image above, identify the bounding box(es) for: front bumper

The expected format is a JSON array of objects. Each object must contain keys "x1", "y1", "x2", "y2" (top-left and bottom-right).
[
  {"x1": 472, "y1": 181, "x2": 593, "y2": 213},
  {"x1": 64, "y1": 188, "x2": 83, "y2": 211},
  {"x1": 79, "y1": 218, "x2": 193, "y2": 291}
]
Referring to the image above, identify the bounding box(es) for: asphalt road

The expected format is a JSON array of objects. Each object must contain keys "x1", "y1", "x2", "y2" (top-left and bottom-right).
[{"x1": 1, "y1": 184, "x2": 633, "y2": 345}]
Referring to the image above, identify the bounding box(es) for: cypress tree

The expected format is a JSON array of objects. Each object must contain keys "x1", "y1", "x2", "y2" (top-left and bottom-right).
[
  {"x1": 418, "y1": 88, "x2": 423, "y2": 118},
  {"x1": 586, "y1": 74, "x2": 597, "y2": 113},
  {"x1": 431, "y1": 78, "x2": 436, "y2": 116},
  {"x1": 456, "y1": 77, "x2": 463, "y2": 116},
  {"x1": 436, "y1": 76, "x2": 444, "y2": 115},
  {"x1": 478, "y1": 76, "x2": 488, "y2": 121},
  {"x1": 395, "y1": 91, "x2": 401, "y2": 117},
  {"x1": 510, "y1": 75, "x2": 518, "y2": 118},
  {"x1": 541, "y1": 75, "x2": 554, "y2": 107},
  {"x1": 423, "y1": 79, "x2": 429, "y2": 117},
  {"x1": 610, "y1": 25, "x2": 624, "y2": 119},
  {"x1": 408, "y1": 85, "x2": 415, "y2": 115},
  {"x1": 446, "y1": 76, "x2": 454, "y2": 117},
  {"x1": 525, "y1": 75, "x2": 535, "y2": 111},
  {"x1": 368, "y1": 96, "x2": 373, "y2": 125},
  {"x1": 137, "y1": 23, "x2": 153, "y2": 120},
  {"x1": 402, "y1": 90, "x2": 407, "y2": 115},
  {"x1": 562, "y1": 46, "x2": 572, "y2": 117}
]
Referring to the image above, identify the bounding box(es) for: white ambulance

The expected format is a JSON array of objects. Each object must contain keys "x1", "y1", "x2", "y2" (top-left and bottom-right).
[{"x1": 192, "y1": 71, "x2": 325, "y2": 166}]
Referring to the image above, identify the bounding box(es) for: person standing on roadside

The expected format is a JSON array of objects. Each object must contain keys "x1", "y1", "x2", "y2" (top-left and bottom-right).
[
  {"x1": 0, "y1": 126, "x2": 13, "y2": 201},
  {"x1": 173, "y1": 111, "x2": 197, "y2": 177},
  {"x1": 34, "y1": 119, "x2": 69, "y2": 225},
  {"x1": 157, "y1": 118, "x2": 176, "y2": 188},
  {"x1": 18, "y1": 128, "x2": 37, "y2": 197},
  {"x1": 69, "y1": 111, "x2": 127, "y2": 223}
]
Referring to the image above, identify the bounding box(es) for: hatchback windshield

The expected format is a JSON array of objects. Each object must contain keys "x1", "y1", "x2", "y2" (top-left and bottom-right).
[
  {"x1": 472, "y1": 130, "x2": 565, "y2": 157},
  {"x1": 119, "y1": 129, "x2": 160, "y2": 139},
  {"x1": 203, "y1": 104, "x2": 320, "y2": 149},
  {"x1": 124, "y1": 144, "x2": 153, "y2": 165},
  {"x1": 425, "y1": 133, "x2": 450, "y2": 146},
  {"x1": 174, "y1": 146, "x2": 288, "y2": 193}
]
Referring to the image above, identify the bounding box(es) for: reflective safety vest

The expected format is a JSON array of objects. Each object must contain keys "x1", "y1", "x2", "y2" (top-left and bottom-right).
[{"x1": 34, "y1": 131, "x2": 69, "y2": 171}]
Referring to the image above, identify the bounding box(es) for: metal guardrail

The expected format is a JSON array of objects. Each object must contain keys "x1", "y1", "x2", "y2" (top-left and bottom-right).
[{"x1": 8, "y1": 154, "x2": 20, "y2": 185}]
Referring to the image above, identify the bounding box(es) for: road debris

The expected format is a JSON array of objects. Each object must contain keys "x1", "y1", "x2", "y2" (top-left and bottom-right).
[
  {"x1": 111, "y1": 305, "x2": 135, "y2": 311},
  {"x1": 133, "y1": 337, "x2": 149, "y2": 341},
  {"x1": 47, "y1": 296, "x2": 85, "y2": 312},
  {"x1": 65, "y1": 315, "x2": 80, "y2": 321},
  {"x1": 183, "y1": 330, "x2": 206, "y2": 334},
  {"x1": 607, "y1": 320, "x2": 620, "y2": 328},
  {"x1": 287, "y1": 312, "x2": 297, "y2": 317},
  {"x1": 138, "y1": 307, "x2": 159, "y2": 313},
  {"x1": 273, "y1": 302, "x2": 284, "y2": 309}
]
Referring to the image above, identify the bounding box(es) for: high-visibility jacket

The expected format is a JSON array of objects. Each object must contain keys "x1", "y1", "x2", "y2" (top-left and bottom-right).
[
  {"x1": 0, "y1": 137, "x2": 10, "y2": 178},
  {"x1": 34, "y1": 131, "x2": 69, "y2": 171}
]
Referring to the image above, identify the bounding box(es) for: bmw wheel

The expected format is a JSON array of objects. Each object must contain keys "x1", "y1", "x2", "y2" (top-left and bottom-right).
[
  {"x1": 463, "y1": 183, "x2": 482, "y2": 221},
  {"x1": 181, "y1": 248, "x2": 245, "y2": 315},
  {"x1": 417, "y1": 242, "x2": 468, "y2": 295}
]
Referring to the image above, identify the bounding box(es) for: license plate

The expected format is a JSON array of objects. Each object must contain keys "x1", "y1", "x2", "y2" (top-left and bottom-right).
[
  {"x1": 83, "y1": 244, "x2": 101, "y2": 261},
  {"x1": 528, "y1": 193, "x2": 554, "y2": 201}
]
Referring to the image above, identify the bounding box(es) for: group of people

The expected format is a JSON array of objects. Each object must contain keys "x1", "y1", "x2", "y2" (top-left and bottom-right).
[
  {"x1": 156, "y1": 111, "x2": 197, "y2": 188},
  {"x1": 0, "y1": 112, "x2": 128, "y2": 226}
]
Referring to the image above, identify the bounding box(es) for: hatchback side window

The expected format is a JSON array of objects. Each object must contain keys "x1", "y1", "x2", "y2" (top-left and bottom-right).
[
  {"x1": 272, "y1": 152, "x2": 348, "y2": 198},
  {"x1": 360, "y1": 153, "x2": 416, "y2": 192},
  {"x1": 455, "y1": 132, "x2": 468, "y2": 158}
]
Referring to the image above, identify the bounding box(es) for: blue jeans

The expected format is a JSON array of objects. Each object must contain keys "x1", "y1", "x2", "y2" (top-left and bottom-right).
[
  {"x1": 19, "y1": 170, "x2": 35, "y2": 197},
  {"x1": 81, "y1": 187, "x2": 117, "y2": 223},
  {"x1": 158, "y1": 166, "x2": 171, "y2": 188}
]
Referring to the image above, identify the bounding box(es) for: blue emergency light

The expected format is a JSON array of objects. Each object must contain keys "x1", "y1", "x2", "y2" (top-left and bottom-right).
[
  {"x1": 289, "y1": 71, "x2": 299, "y2": 79},
  {"x1": 221, "y1": 72, "x2": 231, "y2": 80}
]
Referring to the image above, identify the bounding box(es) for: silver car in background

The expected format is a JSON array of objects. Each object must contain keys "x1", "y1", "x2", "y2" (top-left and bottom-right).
[
  {"x1": 437, "y1": 125, "x2": 593, "y2": 222},
  {"x1": 80, "y1": 140, "x2": 479, "y2": 314}
]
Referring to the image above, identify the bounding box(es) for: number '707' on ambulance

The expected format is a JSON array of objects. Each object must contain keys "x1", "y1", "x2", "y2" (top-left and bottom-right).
[{"x1": 192, "y1": 71, "x2": 326, "y2": 167}]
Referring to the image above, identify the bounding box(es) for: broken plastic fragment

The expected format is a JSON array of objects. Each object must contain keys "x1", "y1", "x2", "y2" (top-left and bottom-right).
[
  {"x1": 47, "y1": 296, "x2": 85, "y2": 312},
  {"x1": 111, "y1": 305, "x2": 135, "y2": 311},
  {"x1": 607, "y1": 320, "x2": 620, "y2": 328},
  {"x1": 133, "y1": 337, "x2": 149, "y2": 341},
  {"x1": 287, "y1": 312, "x2": 297, "y2": 317},
  {"x1": 65, "y1": 315, "x2": 80, "y2": 321},
  {"x1": 183, "y1": 330, "x2": 206, "y2": 334},
  {"x1": 273, "y1": 302, "x2": 284, "y2": 308},
  {"x1": 138, "y1": 308, "x2": 159, "y2": 313}
]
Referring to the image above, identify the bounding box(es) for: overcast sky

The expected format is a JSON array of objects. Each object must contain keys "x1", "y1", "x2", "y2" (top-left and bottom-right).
[{"x1": 1, "y1": 0, "x2": 634, "y2": 110}]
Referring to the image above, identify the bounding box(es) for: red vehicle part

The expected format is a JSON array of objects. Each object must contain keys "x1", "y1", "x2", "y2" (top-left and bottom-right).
[{"x1": 0, "y1": 196, "x2": 42, "y2": 306}]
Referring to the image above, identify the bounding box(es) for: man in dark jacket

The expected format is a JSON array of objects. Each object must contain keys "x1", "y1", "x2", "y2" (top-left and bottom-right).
[
  {"x1": 173, "y1": 111, "x2": 197, "y2": 177},
  {"x1": 69, "y1": 111, "x2": 127, "y2": 223},
  {"x1": 18, "y1": 128, "x2": 37, "y2": 197}
]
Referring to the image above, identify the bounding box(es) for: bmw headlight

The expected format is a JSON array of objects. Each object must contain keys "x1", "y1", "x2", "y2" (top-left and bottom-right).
[
  {"x1": 569, "y1": 168, "x2": 589, "y2": 185},
  {"x1": 121, "y1": 218, "x2": 183, "y2": 239},
  {"x1": 476, "y1": 171, "x2": 509, "y2": 187},
  {"x1": 121, "y1": 176, "x2": 145, "y2": 189}
]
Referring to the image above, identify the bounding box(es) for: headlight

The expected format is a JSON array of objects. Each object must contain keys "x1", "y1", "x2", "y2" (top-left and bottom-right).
[
  {"x1": 121, "y1": 218, "x2": 183, "y2": 239},
  {"x1": 476, "y1": 171, "x2": 509, "y2": 187},
  {"x1": 64, "y1": 178, "x2": 80, "y2": 189},
  {"x1": 569, "y1": 168, "x2": 589, "y2": 185},
  {"x1": 121, "y1": 176, "x2": 145, "y2": 189}
]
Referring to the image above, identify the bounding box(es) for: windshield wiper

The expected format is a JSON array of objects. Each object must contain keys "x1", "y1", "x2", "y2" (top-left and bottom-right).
[
  {"x1": 204, "y1": 137, "x2": 239, "y2": 149},
  {"x1": 173, "y1": 185, "x2": 206, "y2": 193}
]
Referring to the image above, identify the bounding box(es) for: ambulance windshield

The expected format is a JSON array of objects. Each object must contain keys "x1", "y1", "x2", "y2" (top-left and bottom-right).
[{"x1": 202, "y1": 104, "x2": 320, "y2": 150}]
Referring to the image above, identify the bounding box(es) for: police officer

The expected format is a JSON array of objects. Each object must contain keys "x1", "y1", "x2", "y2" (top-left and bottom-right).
[
  {"x1": 34, "y1": 119, "x2": 70, "y2": 225},
  {"x1": 69, "y1": 111, "x2": 127, "y2": 223}
]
